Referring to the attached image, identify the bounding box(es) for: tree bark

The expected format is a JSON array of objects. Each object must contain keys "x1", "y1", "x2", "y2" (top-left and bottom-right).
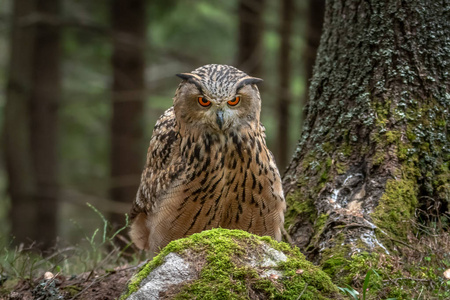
[
  {"x1": 275, "y1": 0, "x2": 294, "y2": 170},
  {"x1": 109, "y1": 0, "x2": 146, "y2": 228},
  {"x1": 283, "y1": 0, "x2": 449, "y2": 263},
  {"x1": 4, "y1": 0, "x2": 61, "y2": 251},
  {"x1": 236, "y1": 0, "x2": 265, "y2": 76}
]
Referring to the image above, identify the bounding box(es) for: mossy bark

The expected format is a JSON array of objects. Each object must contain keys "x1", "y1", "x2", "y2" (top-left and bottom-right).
[{"x1": 283, "y1": 0, "x2": 450, "y2": 262}]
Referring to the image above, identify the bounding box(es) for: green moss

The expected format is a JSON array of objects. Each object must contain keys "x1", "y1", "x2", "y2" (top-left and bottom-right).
[
  {"x1": 120, "y1": 250, "x2": 167, "y2": 299},
  {"x1": 397, "y1": 143, "x2": 410, "y2": 160},
  {"x1": 385, "y1": 130, "x2": 400, "y2": 144},
  {"x1": 319, "y1": 171, "x2": 328, "y2": 184},
  {"x1": 284, "y1": 191, "x2": 317, "y2": 228},
  {"x1": 321, "y1": 255, "x2": 349, "y2": 279},
  {"x1": 309, "y1": 214, "x2": 329, "y2": 247},
  {"x1": 320, "y1": 234, "x2": 350, "y2": 278},
  {"x1": 373, "y1": 99, "x2": 391, "y2": 122},
  {"x1": 321, "y1": 251, "x2": 408, "y2": 299},
  {"x1": 372, "y1": 150, "x2": 385, "y2": 166},
  {"x1": 0, "y1": 278, "x2": 20, "y2": 295},
  {"x1": 335, "y1": 161, "x2": 347, "y2": 175},
  {"x1": 372, "y1": 164, "x2": 418, "y2": 240},
  {"x1": 301, "y1": 151, "x2": 319, "y2": 172},
  {"x1": 122, "y1": 229, "x2": 340, "y2": 299},
  {"x1": 341, "y1": 143, "x2": 352, "y2": 157},
  {"x1": 325, "y1": 157, "x2": 332, "y2": 168},
  {"x1": 61, "y1": 285, "x2": 82, "y2": 297},
  {"x1": 314, "y1": 214, "x2": 328, "y2": 232},
  {"x1": 322, "y1": 142, "x2": 334, "y2": 153},
  {"x1": 406, "y1": 129, "x2": 416, "y2": 142},
  {"x1": 324, "y1": 250, "x2": 448, "y2": 299},
  {"x1": 369, "y1": 96, "x2": 449, "y2": 240},
  {"x1": 436, "y1": 161, "x2": 450, "y2": 207}
]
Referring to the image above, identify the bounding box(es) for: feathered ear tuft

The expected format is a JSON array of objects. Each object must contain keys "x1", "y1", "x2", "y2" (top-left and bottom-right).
[
  {"x1": 176, "y1": 72, "x2": 204, "y2": 92},
  {"x1": 176, "y1": 73, "x2": 197, "y2": 81},
  {"x1": 235, "y1": 76, "x2": 263, "y2": 91}
]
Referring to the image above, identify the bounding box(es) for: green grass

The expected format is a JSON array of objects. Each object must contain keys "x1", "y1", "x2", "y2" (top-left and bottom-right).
[{"x1": 0, "y1": 203, "x2": 142, "y2": 297}]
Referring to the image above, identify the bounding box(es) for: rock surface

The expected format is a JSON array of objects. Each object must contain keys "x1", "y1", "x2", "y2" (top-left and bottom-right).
[
  {"x1": 121, "y1": 229, "x2": 342, "y2": 300},
  {"x1": 127, "y1": 253, "x2": 196, "y2": 300}
]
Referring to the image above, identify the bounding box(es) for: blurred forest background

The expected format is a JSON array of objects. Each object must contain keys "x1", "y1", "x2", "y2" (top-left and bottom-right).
[{"x1": 0, "y1": 0, "x2": 325, "y2": 251}]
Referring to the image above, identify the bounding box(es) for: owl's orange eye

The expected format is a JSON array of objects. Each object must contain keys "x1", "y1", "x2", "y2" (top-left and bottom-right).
[
  {"x1": 198, "y1": 96, "x2": 211, "y2": 107},
  {"x1": 227, "y1": 96, "x2": 240, "y2": 106}
]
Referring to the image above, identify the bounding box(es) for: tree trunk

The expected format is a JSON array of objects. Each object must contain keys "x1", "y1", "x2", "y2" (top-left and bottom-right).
[
  {"x1": 283, "y1": 0, "x2": 449, "y2": 264},
  {"x1": 4, "y1": 0, "x2": 61, "y2": 251},
  {"x1": 275, "y1": 0, "x2": 293, "y2": 170},
  {"x1": 301, "y1": 0, "x2": 325, "y2": 121},
  {"x1": 236, "y1": 0, "x2": 265, "y2": 76},
  {"x1": 109, "y1": 0, "x2": 146, "y2": 228}
]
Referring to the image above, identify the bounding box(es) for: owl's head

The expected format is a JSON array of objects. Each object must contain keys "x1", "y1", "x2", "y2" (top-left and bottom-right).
[{"x1": 173, "y1": 64, "x2": 263, "y2": 133}]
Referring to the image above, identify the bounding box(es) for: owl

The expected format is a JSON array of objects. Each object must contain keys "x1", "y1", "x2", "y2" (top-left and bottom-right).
[{"x1": 130, "y1": 64, "x2": 285, "y2": 255}]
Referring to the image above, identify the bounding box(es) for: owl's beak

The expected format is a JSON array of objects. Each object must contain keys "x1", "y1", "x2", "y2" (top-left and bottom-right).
[{"x1": 216, "y1": 110, "x2": 224, "y2": 130}]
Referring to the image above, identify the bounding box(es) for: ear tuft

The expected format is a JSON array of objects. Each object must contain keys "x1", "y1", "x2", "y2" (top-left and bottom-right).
[
  {"x1": 176, "y1": 73, "x2": 196, "y2": 81},
  {"x1": 176, "y1": 72, "x2": 204, "y2": 92},
  {"x1": 236, "y1": 76, "x2": 263, "y2": 91}
]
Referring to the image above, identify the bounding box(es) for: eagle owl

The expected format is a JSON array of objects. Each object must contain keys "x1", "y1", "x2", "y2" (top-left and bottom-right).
[{"x1": 130, "y1": 64, "x2": 285, "y2": 255}]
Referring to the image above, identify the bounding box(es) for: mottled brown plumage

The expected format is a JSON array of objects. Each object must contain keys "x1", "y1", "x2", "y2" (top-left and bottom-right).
[{"x1": 130, "y1": 64, "x2": 285, "y2": 255}]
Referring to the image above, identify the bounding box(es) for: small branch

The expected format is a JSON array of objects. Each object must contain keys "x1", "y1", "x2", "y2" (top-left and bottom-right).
[
  {"x1": 381, "y1": 235, "x2": 418, "y2": 251},
  {"x1": 333, "y1": 223, "x2": 374, "y2": 230},
  {"x1": 333, "y1": 222, "x2": 420, "y2": 251}
]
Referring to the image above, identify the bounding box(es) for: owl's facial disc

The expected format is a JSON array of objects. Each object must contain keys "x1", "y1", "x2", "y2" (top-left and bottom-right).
[{"x1": 174, "y1": 66, "x2": 263, "y2": 133}]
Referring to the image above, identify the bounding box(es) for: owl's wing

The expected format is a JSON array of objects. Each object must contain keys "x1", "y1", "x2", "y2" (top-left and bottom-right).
[{"x1": 130, "y1": 107, "x2": 184, "y2": 219}]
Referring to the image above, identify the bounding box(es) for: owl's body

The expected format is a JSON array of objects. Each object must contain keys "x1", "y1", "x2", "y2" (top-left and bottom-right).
[{"x1": 130, "y1": 64, "x2": 285, "y2": 255}]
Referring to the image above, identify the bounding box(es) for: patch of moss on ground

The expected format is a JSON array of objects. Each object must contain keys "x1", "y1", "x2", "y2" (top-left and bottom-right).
[
  {"x1": 122, "y1": 229, "x2": 341, "y2": 300},
  {"x1": 319, "y1": 233, "x2": 350, "y2": 278},
  {"x1": 323, "y1": 249, "x2": 450, "y2": 299}
]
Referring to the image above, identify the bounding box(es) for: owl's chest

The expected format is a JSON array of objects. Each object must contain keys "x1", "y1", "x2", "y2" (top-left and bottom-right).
[
  {"x1": 181, "y1": 134, "x2": 277, "y2": 205},
  {"x1": 165, "y1": 132, "x2": 283, "y2": 235}
]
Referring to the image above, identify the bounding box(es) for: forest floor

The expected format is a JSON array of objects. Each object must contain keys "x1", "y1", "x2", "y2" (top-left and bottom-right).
[
  {"x1": 1, "y1": 210, "x2": 450, "y2": 299},
  {"x1": 0, "y1": 210, "x2": 146, "y2": 300},
  {"x1": 1, "y1": 265, "x2": 136, "y2": 300}
]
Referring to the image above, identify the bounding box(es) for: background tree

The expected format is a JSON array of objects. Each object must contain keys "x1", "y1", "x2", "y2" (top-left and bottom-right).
[
  {"x1": 302, "y1": 0, "x2": 324, "y2": 120},
  {"x1": 284, "y1": 0, "x2": 449, "y2": 283},
  {"x1": 236, "y1": 0, "x2": 265, "y2": 75},
  {"x1": 4, "y1": 0, "x2": 61, "y2": 251},
  {"x1": 275, "y1": 0, "x2": 293, "y2": 170},
  {"x1": 109, "y1": 0, "x2": 146, "y2": 229}
]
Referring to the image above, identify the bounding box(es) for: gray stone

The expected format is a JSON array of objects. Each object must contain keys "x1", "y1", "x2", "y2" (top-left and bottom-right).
[{"x1": 127, "y1": 253, "x2": 196, "y2": 300}]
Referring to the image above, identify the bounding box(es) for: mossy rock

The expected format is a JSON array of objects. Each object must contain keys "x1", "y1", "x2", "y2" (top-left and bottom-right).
[{"x1": 121, "y1": 228, "x2": 342, "y2": 300}]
